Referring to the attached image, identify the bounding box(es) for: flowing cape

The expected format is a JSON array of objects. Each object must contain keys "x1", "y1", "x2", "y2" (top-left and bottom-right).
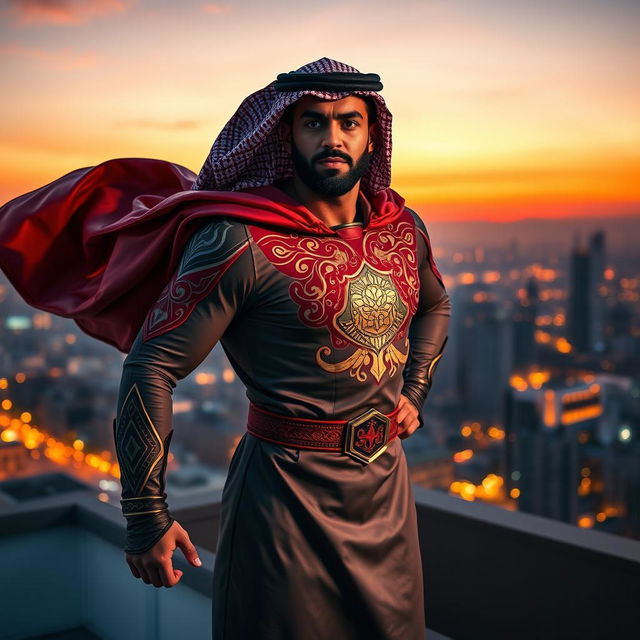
[{"x1": 0, "y1": 157, "x2": 406, "y2": 353}]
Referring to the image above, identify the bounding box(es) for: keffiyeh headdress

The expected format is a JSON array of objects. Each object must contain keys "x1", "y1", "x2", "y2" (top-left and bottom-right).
[{"x1": 192, "y1": 57, "x2": 393, "y2": 194}]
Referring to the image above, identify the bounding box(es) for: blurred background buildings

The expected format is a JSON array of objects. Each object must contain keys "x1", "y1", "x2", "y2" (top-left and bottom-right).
[{"x1": 2, "y1": 216, "x2": 638, "y2": 541}]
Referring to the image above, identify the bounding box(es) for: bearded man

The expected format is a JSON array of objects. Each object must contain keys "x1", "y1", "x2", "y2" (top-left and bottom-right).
[{"x1": 0, "y1": 58, "x2": 450, "y2": 639}]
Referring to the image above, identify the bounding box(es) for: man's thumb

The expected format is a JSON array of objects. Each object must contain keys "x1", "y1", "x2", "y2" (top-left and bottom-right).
[{"x1": 176, "y1": 529, "x2": 202, "y2": 567}]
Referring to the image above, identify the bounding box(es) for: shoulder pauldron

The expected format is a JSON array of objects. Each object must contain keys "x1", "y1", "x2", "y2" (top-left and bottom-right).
[{"x1": 142, "y1": 219, "x2": 249, "y2": 341}]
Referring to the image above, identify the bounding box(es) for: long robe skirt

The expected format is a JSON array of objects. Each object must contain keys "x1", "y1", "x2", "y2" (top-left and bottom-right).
[{"x1": 211, "y1": 430, "x2": 425, "y2": 640}]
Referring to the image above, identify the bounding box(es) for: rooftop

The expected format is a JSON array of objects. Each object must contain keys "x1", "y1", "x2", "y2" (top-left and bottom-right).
[{"x1": 1, "y1": 482, "x2": 638, "y2": 639}]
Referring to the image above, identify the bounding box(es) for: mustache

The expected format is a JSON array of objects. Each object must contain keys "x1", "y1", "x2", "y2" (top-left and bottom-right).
[{"x1": 313, "y1": 149, "x2": 352, "y2": 166}]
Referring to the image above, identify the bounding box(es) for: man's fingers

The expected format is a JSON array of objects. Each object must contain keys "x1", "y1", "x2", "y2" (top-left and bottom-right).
[
  {"x1": 398, "y1": 400, "x2": 419, "y2": 428},
  {"x1": 397, "y1": 403, "x2": 420, "y2": 439},
  {"x1": 159, "y1": 559, "x2": 181, "y2": 588},
  {"x1": 175, "y1": 528, "x2": 202, "y2": 568},
  {"x1": 146, "y1": 565, "x2": 164, "y2": 588},
  {"x1": 396, "y1": 405, "x2": 410, "y2": 426},
  {"x1": 129, "y1": 556, "x2": 182, "y2": 588},
  {"x1": 137, "y1": 564, "x2": 152, "y2": 585},
  {"x1": 397, "y1": 410, "x2": 418, "y2": 432},
  {"x1": 124, "y1": 522, "x2": 197, "y2": 587},
  {"x1": 127, "y1": 558, "x2": 141, "y2": 579}
]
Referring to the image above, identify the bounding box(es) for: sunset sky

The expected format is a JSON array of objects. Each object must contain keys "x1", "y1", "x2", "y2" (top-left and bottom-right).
[{"x1": 1, "y1": 0, "x2": 638, "y2": 221}]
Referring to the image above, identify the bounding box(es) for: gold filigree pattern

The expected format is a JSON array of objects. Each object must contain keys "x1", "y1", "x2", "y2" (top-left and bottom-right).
[
  {"x1": 315, "y1": 337, "x2": 409, "y2": 383},
  {"x1": 250, "y1": 212, "x2": 419, "y2": 384},
  {"x1": 315, "y1": 260, "x2": 411, "y2": 383},
  {"x1": 254, "y1": 233, "x2": 360, "y2": 327},
  {"x1": 334, "y1": 263, "x2": 407, "y2": 352},
  {"x1": 363, "y1": 221, "x2": 420, "y2": 310}
]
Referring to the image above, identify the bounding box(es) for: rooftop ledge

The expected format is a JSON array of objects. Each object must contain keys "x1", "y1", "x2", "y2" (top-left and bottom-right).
[{"x1": 1, "y1": 485, "x2": 639, "y2": 640}]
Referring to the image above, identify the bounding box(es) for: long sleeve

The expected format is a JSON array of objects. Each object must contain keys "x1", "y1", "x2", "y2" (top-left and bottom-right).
[
  {"x1": 112, "y1": 219, "x2": 255, "y2": 554},
  {"x1": 401, "y1": 210, "x2": 451, "y2": 429}
]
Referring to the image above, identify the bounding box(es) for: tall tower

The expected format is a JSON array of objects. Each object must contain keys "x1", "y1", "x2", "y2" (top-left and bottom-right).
[
  {"x1": 513, "y1": 277, "x2": 539, "y2": 367},
  {"x1": 566, "y1": 233, "x2": 591, "y2": 353},
  {"x1": 452, "y1": 283, "x2": 513, "y2": 423},
  {"x1": 588, "y1": 229, "x2": 607, "y2": 353}
]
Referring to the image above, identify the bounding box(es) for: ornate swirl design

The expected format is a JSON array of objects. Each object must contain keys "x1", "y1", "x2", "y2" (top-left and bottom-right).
[
  {"x1": 252, "y1": 233, "x2": 361, "y2": 333},
  {"x1": 250, "y1": 212, "x2": 419, "y2": 383},
  {"x1": 143, "y1": 220, "x2": 249, "y2": 341},
  {"x1": 363, "y1": 220, "x2": 420, "y2": 315}
]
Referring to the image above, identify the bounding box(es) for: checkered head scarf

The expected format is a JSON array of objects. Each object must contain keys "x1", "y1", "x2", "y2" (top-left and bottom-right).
[{"x1": 192, "y1": 57, "x2": 392, "y2": 195}]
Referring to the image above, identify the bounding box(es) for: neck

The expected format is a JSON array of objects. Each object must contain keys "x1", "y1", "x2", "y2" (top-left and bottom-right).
[{"x1": 283, "y1": 176, "x2": 362, "y2": 228}]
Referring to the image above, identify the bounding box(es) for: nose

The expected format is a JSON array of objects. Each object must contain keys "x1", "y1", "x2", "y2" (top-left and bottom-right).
[{"x1": 321, "y1": 121, "x2": 342, "y2": 149}]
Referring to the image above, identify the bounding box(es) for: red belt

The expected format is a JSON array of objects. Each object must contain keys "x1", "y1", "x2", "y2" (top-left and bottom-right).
[{"x1": 247, "y1": 401, "x2": 402, "y2": 464}]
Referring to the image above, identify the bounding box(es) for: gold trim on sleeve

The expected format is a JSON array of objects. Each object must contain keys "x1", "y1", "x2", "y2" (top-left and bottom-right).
[
  {"x1": 117, "y1": 383, "x2": 165, "y2": 497},
  {"x1": 426, "y1": 351, "x2": 444, "y2": 385},
  {"x1": 123, "y1": 508, "x2": 167, "y2": 517}
]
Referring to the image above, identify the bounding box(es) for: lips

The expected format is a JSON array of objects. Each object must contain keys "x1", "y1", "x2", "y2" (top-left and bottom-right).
[{"x1": 317, "y1": 158, "x2": 347, "y2": 167}]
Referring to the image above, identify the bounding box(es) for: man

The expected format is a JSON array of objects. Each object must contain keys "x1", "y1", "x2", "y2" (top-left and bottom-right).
[{"x1": 0, "y1": 58, "x2": 450, "y2": 639}]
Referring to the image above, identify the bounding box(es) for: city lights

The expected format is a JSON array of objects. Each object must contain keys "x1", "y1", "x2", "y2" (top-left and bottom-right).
[
  {"x1": 0, "y1": 409, "x2": 120, "y2": 480},
  {"x1": 453, "y1": 449, "x2": 474, "y2": 463},
  {"x1": 618, "y1": 426, "x2": 631, "y2": 442}
]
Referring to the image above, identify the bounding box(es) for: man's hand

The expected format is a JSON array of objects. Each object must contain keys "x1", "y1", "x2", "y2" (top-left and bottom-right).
[
  {"x1": 126, "y1": 520, "x2": 202, "y2": 588},
  {"x1": 396, "y1": 394, "x2": 421, "y2": 439}
]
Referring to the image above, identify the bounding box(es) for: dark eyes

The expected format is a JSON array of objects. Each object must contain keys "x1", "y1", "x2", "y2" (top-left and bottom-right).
[{"x1": 303, "y1": 120, "x2": 359, "y2": 129}]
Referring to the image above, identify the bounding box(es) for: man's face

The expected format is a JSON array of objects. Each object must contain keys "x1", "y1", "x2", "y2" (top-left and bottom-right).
[{"x1": 283, "y1": 95, "x2": 376, "y2": 198}]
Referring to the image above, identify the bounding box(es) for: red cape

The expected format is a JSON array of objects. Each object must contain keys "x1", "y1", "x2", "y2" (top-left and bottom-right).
[{"x1": 0, "y1": 157, "x2": 407, "y2": 353}]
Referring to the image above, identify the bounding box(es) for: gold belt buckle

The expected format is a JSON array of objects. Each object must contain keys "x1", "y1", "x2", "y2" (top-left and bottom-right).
[{"x1": 343, "y1": 407, "x2": 391, "y2": 464}]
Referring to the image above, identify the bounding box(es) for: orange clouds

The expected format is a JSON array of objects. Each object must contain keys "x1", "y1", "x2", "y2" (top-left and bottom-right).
[
  {"x1": 0, "y1": 1, "x2": 637, "y2": 224},
  {"x1": 6, "y1": 0, "x2": 130, "y2": 26},
  {"x1": 0, "y1": 42, "x2": 98, "y2": 70},
  {"x1": 114, "y1": 119, "x2": 203, "y2": 131},
  {"x1": 202, "y1": 3, "x2": 231, "y2": 15}
]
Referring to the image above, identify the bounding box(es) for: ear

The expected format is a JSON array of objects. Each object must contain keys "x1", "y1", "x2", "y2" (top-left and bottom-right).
[{"x1": 367, "y1": 121, "x2": 379, "y2": 153}]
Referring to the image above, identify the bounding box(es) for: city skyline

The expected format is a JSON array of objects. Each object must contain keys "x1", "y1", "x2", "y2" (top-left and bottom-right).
[{"x1": 1, "y1": 219, "x2": 638, "y2": 538}]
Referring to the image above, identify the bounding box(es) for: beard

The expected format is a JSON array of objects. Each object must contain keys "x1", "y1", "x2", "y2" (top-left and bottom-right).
[{"x1": 291, "y1": 141, "x2": 372, "y2": 198}]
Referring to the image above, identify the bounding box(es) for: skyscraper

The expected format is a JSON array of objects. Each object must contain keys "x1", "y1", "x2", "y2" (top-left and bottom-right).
[
  {"x1": 589, "y1": 229, "x2": 607, "y2": 353},
  {"x1": 505, "y1": 380, "x2": 603, "y2": 525},
  {"x1": 567, "y1": 233, "x2": 591, "y2": 353},
  {"x1": 452, "y1": 283, "x2": 513, "y2": 423},
  {"x1": 567, "y1": 229, "x2": 607, "y2": 354},
  {"x1": 513, "y1": 277, "x2": 539, "y2": 367}
]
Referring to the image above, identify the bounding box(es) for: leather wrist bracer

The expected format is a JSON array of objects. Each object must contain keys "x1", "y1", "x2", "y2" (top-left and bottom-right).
[
  {"x1": 401, "y1": 336, "x2": 448, "y2": 426},
  {"x1": 113, "y1": 383, "x2": 175, "y2": 554}
]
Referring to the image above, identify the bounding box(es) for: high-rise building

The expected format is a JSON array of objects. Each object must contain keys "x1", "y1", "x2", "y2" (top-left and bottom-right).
[
  {"x1": 504, "y1": 380, "x2": 607, "y2": 526},
  {"x1": 513, "y1": 277, "x2": 539, "y2": 367},
  {"x1": 452, "y1": 283, "x2": 513, "y2": 423},
  {"x1": 566, "y1": 230, "x2": 608, "y2": 355},
  {"x1": 566, "y1": 233, "x2": 591, "y2": 353},
  {"x1": 588, "y1": 230, "x2": 607, "y2": 353}
]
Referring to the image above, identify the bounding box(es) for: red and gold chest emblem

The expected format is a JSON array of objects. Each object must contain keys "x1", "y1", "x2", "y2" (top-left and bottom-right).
[{"x1": 248, "y1": 211, "x2": 420, "y2": 383}]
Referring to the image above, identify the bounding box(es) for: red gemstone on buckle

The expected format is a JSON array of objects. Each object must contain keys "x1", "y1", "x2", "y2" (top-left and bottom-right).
[{"x1": 343, "y1": 407, "x2": 391, "y2": 464}]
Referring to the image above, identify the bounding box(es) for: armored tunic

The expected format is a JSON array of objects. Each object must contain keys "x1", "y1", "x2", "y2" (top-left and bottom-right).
[{"x1": 114, "y1": 187, "x2": 451, "y2": 639}]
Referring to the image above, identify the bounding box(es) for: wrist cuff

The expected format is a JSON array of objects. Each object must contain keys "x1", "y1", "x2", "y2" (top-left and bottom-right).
[
  {"x1": 124, "y1": 512, "x2": 174, "y2": 555},
  {"x1": 121, "y1": 494, "x2": 169, "y2": 517}
]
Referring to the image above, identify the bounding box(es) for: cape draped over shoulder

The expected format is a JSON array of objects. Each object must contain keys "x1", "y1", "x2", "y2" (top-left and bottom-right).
[{"x1": 0, "y1": 157, "x2": 406, "y2": 353}]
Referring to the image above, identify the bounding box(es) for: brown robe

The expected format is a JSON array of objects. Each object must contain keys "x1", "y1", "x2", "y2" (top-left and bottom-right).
[{"x1": 116, "y1": 191, "x2": 451, "y2": 639}]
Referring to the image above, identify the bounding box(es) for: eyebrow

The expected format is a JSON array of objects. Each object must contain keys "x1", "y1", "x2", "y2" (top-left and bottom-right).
[{"x1": 299, "y1": 109, "x2": 364, "y2": 121}]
